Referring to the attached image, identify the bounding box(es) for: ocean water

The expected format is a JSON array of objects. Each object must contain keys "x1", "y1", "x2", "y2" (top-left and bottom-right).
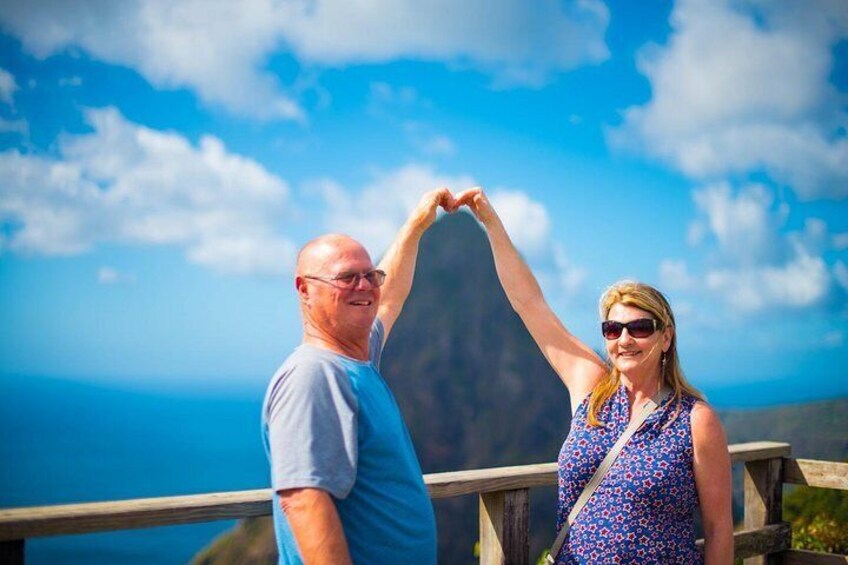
[{"x1": 0, "y1": 375, "x2": 269, "y2": 564}]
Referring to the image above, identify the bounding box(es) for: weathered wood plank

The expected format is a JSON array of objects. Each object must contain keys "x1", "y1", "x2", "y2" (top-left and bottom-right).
[
  {"x1": 0, "y1": 539, "x2": 24, "y2": 565},
  {"x1": 0, "y1": 489, "x2": 273, "y2": 541},
  {"x1": 781, "y1": 549, "x2": 848, "y2": 564},
  {"x1": 427, "y1": 463, "x2": 557, "y2": 499},
  {"x1": 479, "y1": 489, "x2": 529, "y2": 565},
  {"x1": 710, "y1": 523, "x2": 792, "y2": 559},
  {"x1": 730, "y1": 442, "x2": 791, "y2": 464},
  {"x1": 744, "y1": 458, "x2": 785, "y2": 565},
  {"x1": 783, "y1": 459, "x2": 848, "y2": 490}
]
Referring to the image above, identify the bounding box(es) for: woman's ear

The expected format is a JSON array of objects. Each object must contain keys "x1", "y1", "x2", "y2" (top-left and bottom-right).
[{"x1": 662, "y1": 325, "x2": 674, "y2": 353}]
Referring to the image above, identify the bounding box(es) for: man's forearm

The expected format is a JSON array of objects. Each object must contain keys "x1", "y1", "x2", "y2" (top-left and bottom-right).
[
  {"x1": 380, "y1": 220, "x2": 423, "y2": 303},
  {"x1": 377, "y1": 188, "x2": 448, "y2": 336},
  {"x1": 279, "y1": 488, "x2": 352, "y2": 565}
]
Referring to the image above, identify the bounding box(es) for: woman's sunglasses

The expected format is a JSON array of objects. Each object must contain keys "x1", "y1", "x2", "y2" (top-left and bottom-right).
[{"x1": 601, "y1": 318, "x2": 660, "y2": 340}]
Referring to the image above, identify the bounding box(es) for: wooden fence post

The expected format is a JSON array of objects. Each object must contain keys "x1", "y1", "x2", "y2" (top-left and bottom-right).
[
  {"x1": 479, "y1": 488, "x2": 529, "y2": 565},
  {"x1": 0, "y1": 539, "x2": 24, "y2": 565},
  {"x1": 744, "y1": 457, "x2": 786, "y2": 565}
]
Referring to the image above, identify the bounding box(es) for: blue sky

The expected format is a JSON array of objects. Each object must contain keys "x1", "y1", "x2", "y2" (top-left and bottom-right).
[{"x1": 0, "y1": 0, "x2": 846, "y2": 403}]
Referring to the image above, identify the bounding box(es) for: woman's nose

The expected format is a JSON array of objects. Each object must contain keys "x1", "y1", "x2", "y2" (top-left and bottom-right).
[{"x1": 618, "y1": 328, "x2": 636, "y2": 343}]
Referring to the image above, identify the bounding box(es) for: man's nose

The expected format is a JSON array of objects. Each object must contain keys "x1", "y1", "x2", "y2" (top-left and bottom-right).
[{"x1": 354, "y1": 274, "x2": 375, "y2": 290}]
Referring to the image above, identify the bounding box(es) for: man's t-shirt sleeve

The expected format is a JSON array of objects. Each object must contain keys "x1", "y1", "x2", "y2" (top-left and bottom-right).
[{"x1": 265, "y1": 357, "x2": 358, "y2": 499}]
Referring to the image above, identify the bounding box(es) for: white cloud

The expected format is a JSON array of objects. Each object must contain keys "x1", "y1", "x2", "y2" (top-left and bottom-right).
[
  {"x1": 552, "y1": 243, "x2": 586, "y2": 295},
  {"x1": 680, "y1": 182, "x2": 840, "y2": 312},
  {"x1": 489, "y1": 190, "x2": 551, "y2": 255},
  {"x1": 0, "y1": 67, "x2": 18, "y2": 105},
  {"x1": 277, "y1": 0, "x2": 610, "y2": 87},
  {"x1": 0, "y1": 107, "x2": 296, "y2": 275},
  {"x1": 58, "y1": 76, "x2": 83, "y2": 87},
  {"x1": 823, "y1": 330, "x2": 843, "y2": 348},
  {"x1": 0, "y1": 0, "x2": 608, "y2": 121},
  {"x1": 0, "y1": 116, "x2": 29, "y2": 136},
  {"x1": 0, "y1": 0, "x2": 303, "y2": 121},
  {"x1": 370, "y1": 83, "x2": 427, "y2": 113},
  {"x1": 833, "y1": 233, "x2": 848, "y2": 251},
  {"x1": 835, "y1": 261, "x2": 848, "y2": 292},
  {"x1": 98, "y1": 266, "x2": 135, "y2": 285},
  {"x1": 611, "y1": 0, "x2": 848, "y2": 200},
  {"x1": 692, "y1": 182, "x2": 785, "y2": 266},
  {"x1": 705, "y1": 246, "x2": 831, "y2": 312},
  {"x1": 402, "y1": 122, "x2": 456, "y2": 157},
  {"x1": 659, "y1": 259, "x2": 697, "y2": 291}
]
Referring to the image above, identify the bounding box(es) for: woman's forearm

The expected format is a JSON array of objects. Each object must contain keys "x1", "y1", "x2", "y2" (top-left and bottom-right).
[
  {"x1": 482, "y1": 212, "x2": 547, "y2": 314},
  {"x1": 703, "y1": 529, "x2": 734, "y2": 564}
]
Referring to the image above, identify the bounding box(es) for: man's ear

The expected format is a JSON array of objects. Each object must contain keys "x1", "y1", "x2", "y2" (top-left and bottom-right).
[{"x1": 295, "y1": 276, "x2": 309, "y2": 304}]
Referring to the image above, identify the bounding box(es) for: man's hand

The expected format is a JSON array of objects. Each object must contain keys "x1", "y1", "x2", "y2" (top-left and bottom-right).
[{"x1": 408, "y1": 187, "x2": 454, "y2": 235}]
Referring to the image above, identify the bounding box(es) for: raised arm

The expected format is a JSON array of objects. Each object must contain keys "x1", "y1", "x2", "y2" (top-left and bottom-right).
[
  {"x1": 377, "y1": 188, "x2": 452, "y2": 340},
  {"x1": 453, "y1": 187, "x2": 605, "y2": 407}
]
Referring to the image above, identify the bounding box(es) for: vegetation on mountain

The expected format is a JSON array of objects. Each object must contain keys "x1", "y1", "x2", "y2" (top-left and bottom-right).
[{"x1": 785, "y1": 482, "x2": 848, "y2": 554}]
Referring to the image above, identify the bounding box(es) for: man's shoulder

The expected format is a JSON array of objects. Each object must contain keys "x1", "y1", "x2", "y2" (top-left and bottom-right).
[
  {"x1": 272, "y1": 346, "x2": 350, "y2": 389},
  {"x1": 262, "y1": 346, "x2": 358, "y2": 420}
]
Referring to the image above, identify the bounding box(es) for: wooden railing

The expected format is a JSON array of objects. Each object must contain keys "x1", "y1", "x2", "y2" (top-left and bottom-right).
[{"x1": 1, "y1": 441, "x2": 846, "y2": 564}]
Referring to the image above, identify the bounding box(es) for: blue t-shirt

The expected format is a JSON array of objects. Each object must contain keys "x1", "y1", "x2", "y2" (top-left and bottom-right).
[{"x1": 262, "y1": 319, "x2": 436, "y2": 564}]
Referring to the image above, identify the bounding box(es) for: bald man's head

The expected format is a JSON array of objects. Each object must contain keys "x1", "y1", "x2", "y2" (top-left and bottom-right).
[
  {"x1": 296, "y1": 234, "x2": 370, "y2": 277},
  {"x1": 294, "y1": 234, "x2": 379, "y2": 340}
]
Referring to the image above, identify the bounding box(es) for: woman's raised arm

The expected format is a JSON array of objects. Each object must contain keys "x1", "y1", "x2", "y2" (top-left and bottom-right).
[{"x1": 453, "y1": 187, "x2": 606, "y2": 410}]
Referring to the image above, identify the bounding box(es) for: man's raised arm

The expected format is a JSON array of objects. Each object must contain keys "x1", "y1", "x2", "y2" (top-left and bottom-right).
[{"x1": 377, "y1": 188, "x2": 452, "y2": 340}]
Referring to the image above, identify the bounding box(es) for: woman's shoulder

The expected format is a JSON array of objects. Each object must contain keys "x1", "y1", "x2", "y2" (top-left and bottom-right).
[{"x1": 689, "y1": 399, "x2": 728, "y2": 446}]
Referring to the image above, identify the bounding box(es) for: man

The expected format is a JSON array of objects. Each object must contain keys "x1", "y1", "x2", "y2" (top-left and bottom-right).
[{"x1": 261, "y1": 189, "x2": 452, "y2": 564}]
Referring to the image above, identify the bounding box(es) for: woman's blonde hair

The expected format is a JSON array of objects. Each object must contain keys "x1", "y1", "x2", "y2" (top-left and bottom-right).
[{"x1": 586, "y1": 280, "x2": 704, "y2": 427}]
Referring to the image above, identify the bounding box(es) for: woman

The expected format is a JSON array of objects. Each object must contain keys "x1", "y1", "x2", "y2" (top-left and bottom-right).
[{"x1": 452, "y1": 188, "x2": 733, "y2": 564}]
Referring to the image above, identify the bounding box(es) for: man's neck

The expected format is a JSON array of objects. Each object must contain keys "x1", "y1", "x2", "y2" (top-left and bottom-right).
[{"x1": 302, "y1": 323, "x2": 371, "y2": 361}]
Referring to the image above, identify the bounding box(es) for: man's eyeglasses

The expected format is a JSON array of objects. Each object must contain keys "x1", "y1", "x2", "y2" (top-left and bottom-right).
[
  {"x1": 303, "y1": 269, "x2": 387, "y2": 289},
  {"x1": 601, "y1": 318, "x2": 660, "y2": 340}
]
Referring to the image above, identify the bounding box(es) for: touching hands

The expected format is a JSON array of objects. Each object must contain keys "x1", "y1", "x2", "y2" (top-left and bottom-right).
[
  {"x1": 451, "y1": 187, "x2": 497, "y2": 226},
  {"x1": 408, "y1": 186, "x2": 499, "y2": 232},
  {"x1": 408, "y1": 187, "x2": 454, "y2": 233}
]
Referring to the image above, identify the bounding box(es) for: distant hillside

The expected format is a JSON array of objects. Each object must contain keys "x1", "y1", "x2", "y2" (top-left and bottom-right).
[
  {"x1": 193, "y1": 214, "x2": 847, "y2": 563},
  {"x1": 719, "y1": 397, "x2": 848, "y2": 523},
  {"x1": 719, "y1": 398, "x2": 848, "y2": 461}
]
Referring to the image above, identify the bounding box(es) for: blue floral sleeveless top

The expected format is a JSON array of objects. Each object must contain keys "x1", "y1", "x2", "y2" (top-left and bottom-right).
[{"x1": 555, "y1": 384, "x2": 702, "y2": 564}]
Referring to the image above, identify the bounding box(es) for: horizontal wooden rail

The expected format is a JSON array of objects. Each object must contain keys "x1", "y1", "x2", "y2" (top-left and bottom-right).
[
  {"x1": 0, "y1": 490, "x2": 273, "y2": 541},
  {"x1": 427, "y1": 462, "x2": 557, "y2": 498},
  {"x1": 783, "y1": 459, "x2": 848, "y2": 490},
  {"x1": 728, "y1": 523, "x2": 791, "y2": 559},
  {"x1": 0, "y1": 441, "x2": 795, "y2": 541},
  {"x1": 729, "y1": 441, "x2": 791, "y2": 463},
  {"x1": 780, "y1": 549, "x2": 848, "y2": 563}
]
